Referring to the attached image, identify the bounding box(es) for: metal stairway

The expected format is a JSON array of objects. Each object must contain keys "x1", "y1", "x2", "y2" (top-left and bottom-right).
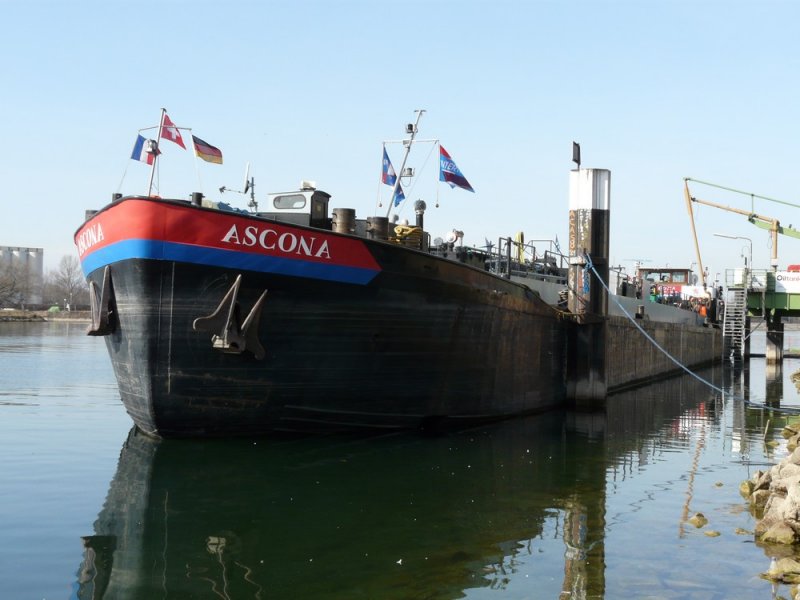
[{"x1": 722, "y1": 288, "x2": 747, "y2": 362}]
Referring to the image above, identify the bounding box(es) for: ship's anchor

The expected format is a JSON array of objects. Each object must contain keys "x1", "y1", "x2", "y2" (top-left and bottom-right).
[
  {"x1": 87, "y1": 265, "x2": 116, "y2": 336},
  {"x1": 192, "y1": 275, "x2": 268, "y2": 359}
]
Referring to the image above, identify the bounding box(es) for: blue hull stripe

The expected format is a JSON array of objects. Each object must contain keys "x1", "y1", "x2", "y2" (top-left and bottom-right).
[{"x1": 81, "y1": 239, "x2": 380, "y2": 285}]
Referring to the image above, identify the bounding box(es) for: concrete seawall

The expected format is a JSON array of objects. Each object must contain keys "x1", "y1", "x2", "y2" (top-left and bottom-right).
[
  {"x1": 606, "y1": 315, "x2": 721, "y2": 392},
  {"x1": 0, "y1": 310, "x2": 91, "y2": 322}
]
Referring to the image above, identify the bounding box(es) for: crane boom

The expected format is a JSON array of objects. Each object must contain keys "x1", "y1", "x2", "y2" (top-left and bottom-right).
[
  {"x1": 684, "y1": 180, "x2": 707, "y2": 287},
  {"x1": 748, "y1": 219, "x2": 800, "y2": 240},
  {"x1": 682, "y1": 178, "x2": 800, "y2": 273}
]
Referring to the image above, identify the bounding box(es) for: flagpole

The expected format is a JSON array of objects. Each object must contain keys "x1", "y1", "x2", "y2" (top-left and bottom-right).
[
  {"x1": 436, "y1": 141, "x2": 441, "y2": 208},
  {"x1": 377, "y1": 143, "x2": 386, "y2": 209},
  {"x1": 188, "y1": 128, "x2": 206, "y2": 194},
  {"x1": 147, "y1": 108, "x2": 167, "y2": 196},
  {"x1": 385, "y1": 109, "x2": 425, "y2": 218}
]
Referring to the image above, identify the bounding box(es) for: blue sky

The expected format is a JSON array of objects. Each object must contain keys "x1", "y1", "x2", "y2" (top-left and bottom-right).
[{"x1": 2, "y1": 0, "x2": 799, "y2": 285}]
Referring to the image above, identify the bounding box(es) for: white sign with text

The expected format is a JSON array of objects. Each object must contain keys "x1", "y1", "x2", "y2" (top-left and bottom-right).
[{"x1": 775, "y1": 271, "x2": 800, "y2": 293}]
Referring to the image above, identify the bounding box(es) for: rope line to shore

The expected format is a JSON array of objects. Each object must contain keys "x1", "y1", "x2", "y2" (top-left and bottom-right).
[{"x1": 586, "y1": 260, "x2": 800, "y2": 415}]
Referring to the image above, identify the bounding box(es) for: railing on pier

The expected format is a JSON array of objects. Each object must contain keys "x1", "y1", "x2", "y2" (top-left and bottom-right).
[{"x1": 722, "y1": 267, "x2": 760, "y2": 290}]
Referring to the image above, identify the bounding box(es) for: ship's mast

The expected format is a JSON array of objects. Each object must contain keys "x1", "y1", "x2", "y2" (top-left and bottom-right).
[
  {"x1": 385, "y1": 109, "x2": 425, "y2": 218},
  {"x1": 147, "y1": 108, "x2": 167, "y2": 196}
]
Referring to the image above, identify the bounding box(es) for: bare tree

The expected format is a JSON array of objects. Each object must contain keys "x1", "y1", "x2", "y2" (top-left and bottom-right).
[
  {"x1": 16, "y1": 264, "x2": 41, "y2": 308},
  {"x1": 51, "y1": 256, "x2": 88, "y2": 309},
  {"x1": 0, "y1": 263, "x2": 20, "y2": 307},
  {"x1": 41, "y1": 270, "x2": 60, "y2": 308}
]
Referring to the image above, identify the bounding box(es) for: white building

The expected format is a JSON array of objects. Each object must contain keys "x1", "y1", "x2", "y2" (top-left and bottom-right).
[{"x1": 0, "y1": 246, "x2": 44, "y2": 306}]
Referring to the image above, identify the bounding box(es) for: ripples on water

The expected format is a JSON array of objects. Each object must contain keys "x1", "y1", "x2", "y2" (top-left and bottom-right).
[{"x1": 2, "y1": 322, "x2": 800, "y2": 599}]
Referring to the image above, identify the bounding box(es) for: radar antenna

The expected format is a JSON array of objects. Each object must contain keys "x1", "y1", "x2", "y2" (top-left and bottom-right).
[{"x1": 219, "y1": 162, "x2": 257, "y2": 212}]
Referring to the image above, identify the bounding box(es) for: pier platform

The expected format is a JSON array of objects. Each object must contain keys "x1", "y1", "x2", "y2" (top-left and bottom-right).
[{"x1": 725, "y1": 269, "x2": 800, "y2": 363}]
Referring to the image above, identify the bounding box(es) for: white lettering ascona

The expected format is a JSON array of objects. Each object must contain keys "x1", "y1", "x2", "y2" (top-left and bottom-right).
[
  {"x1": 76, "y1": 223, "x2": 105, "y2": 256},
  {"x1": 221, "y1": 224, "x2": 331, "y2": 259}
]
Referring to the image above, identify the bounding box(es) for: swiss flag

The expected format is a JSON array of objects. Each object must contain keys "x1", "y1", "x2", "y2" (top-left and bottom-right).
[{"x1": 160, "y1": 113, "x2": 186, "y2": 149}]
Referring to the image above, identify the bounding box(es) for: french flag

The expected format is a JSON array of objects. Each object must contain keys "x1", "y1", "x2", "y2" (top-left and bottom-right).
[{"x1": 131, "y1": 135, "x2": 159, "y2": 165}]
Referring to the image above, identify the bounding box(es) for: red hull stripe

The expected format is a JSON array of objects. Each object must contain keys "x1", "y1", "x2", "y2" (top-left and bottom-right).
[{"x1": 75, "y1": 199, "x2": 381, "y2": 284}]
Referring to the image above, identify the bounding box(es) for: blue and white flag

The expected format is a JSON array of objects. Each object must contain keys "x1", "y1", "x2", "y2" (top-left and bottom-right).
[
  {"x1": 439, "y1": 145, "x2": 474, "y2": 193},
  {"x1": 393, "y1": 183, "x2": 405, "y2": 207},
  {"x1": 381, "y1": 147, "x2": 397, "y2": 186}
]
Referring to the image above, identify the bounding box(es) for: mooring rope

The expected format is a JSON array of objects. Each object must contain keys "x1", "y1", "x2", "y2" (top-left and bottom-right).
[{"x1": 585, "y1": 257, "x2": 800, "y2": 415}]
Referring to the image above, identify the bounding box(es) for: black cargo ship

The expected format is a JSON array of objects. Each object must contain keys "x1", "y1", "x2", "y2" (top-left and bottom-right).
[{"x1": 75, "y1": 115, "x2": 568, "y2": 437}]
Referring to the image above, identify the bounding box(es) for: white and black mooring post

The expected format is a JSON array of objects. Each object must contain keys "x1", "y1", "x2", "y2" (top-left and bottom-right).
[{"x1": 567, "y1": 167, "x2": 611, "y2": 404}]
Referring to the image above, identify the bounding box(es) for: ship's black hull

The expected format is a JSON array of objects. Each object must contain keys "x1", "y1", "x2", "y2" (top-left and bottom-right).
[{"x1": 79, "y1": 199, "x2": 567, "y2": 437}]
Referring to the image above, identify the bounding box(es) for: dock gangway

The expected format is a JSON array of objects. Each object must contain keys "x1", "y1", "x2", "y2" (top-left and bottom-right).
[
  {"x1": 722, "y1": 287, "x2": 747, "y2": 362},
  {"x1": 721, "y1": 267, "x2": 756, "y2": 363}
]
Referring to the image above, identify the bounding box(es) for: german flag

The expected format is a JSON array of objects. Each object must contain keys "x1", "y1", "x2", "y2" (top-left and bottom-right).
[{"x1": 192, "y1": 135, "x2": 223, "y2": 164}]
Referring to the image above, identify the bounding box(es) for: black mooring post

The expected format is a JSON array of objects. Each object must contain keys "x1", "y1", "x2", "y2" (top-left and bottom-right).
[{"x1": 766, "y1": 311, "x2": 784, "y2": 364}]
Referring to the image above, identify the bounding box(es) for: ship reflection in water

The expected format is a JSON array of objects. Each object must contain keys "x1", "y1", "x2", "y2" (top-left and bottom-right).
[{"x1": 76, "y1": 369, "x2": 730, "y2": 599}]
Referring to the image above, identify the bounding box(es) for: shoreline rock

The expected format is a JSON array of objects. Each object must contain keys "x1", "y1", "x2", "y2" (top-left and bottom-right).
[{"x1": 742, "y1": 423, "x2": 800, "y2": 583}]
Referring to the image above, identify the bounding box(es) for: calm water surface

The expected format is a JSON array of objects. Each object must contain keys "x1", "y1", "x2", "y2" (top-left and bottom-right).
[{"x1": 2, "y1": 321, "x2": 800, "y2": 599}]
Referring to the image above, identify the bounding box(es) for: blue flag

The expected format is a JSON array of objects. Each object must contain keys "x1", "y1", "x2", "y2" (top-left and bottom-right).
[
  {"x1": 382, "y1": 147, "x2": 397, "y2": 186},
  {"x1": 439, "y1": 145, "x2": 474, "y2": 193},
  {"x1": 393, "y1": 183, "x2": 405, "y2": 207}
]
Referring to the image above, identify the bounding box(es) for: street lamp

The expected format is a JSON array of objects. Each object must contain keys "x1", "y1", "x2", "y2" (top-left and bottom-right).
[
  {"x1": 714, "y1": 233, "x2": 753, "y2": 286},
  {"x1": 713, "y1": 233, "x2": 752, "y2": 268}
]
